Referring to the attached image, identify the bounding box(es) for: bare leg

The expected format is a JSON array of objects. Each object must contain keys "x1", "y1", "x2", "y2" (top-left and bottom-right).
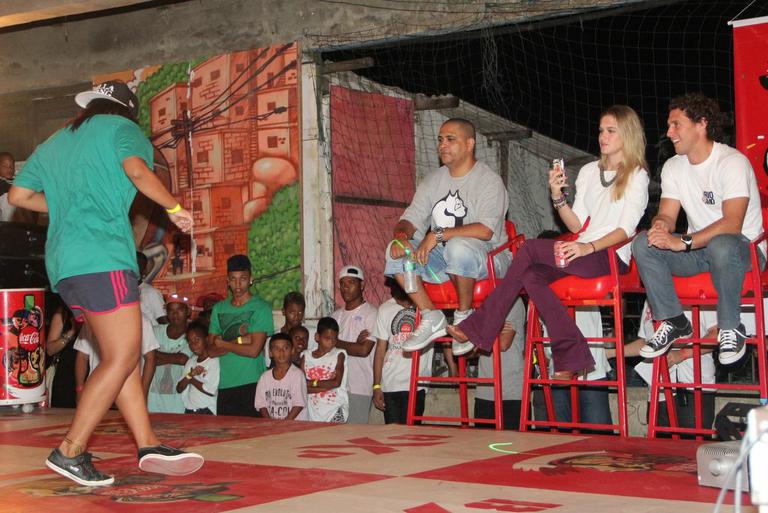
[
  {"x1": 59, "y1": 304, "x2": 158, "y2": 457},
  {"x1": 113, "y1": 366, "x2": 160, "y2": 448},
  {"x1": 442, "y1": 345, "x2": 459, "y2": 377},
  {"x1": 450, "y1": 275, "x2": 475, "y2": 312},
  {"x1": 394, "y1": 273, "x2": 435, "y2": 310}
]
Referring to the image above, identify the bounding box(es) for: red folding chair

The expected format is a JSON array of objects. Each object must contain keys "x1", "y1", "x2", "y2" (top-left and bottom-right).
[
  {"x1": 647, "y1": 205, "x2": 768, "y2": 439},
  {"x1": 406, "y1": 221, "x2": 524, "y2": 429},
  {"x1": 520, "y1": 229, "x2": 639, "y2": 437}
]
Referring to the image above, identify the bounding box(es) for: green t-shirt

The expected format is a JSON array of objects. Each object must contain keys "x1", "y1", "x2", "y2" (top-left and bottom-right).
[
  {"x1": 208, "y1": 294, "x2": 274, "y2": 389},
  {"x1": 14, "y1": 115, "x2": 153, "y2": 289}
]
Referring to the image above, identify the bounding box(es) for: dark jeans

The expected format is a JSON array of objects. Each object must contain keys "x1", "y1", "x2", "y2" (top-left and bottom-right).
[
  {"x1": 217, "y1": 382, "x2": 260, "y2": 417},
  {"x1": 474, "y1": 398, "x2": 522, "y2": 430},
  {"x1": 552, "y1": 383, "x2": 612, "y2": 433},
  {"x1": 655, "y1": 390, "x2": 716, "y2": 437},
  {"x1": 383, "y1": 390, "x2": 425, "y2": 424},
  {"x1": 185, "y1": 408, "x2": 214, "y2": 415},
  {"x1": 459, "y1": 239, "x2": 625, "y2": 372}
]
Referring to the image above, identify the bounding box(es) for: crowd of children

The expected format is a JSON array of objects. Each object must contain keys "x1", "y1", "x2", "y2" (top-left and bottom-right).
[
  {"x1": 56, "y1": 254, "x2": 423, "y2": 425},
  {"x1": 57, "y1": 249, "x2": 746, "y2": 433}
]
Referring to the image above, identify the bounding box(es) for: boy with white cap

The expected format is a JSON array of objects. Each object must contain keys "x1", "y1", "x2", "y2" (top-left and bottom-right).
[{"x1": 331, "y1": 265, "x2": 378, "y2": 423}]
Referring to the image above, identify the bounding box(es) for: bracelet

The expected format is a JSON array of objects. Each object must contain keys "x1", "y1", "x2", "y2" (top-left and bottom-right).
[
  {"x1": 236, "y1": 336, "x2": 243, "y2": 345},
  {"x1": 589, "y1": 242, "x2": 596, "y2": 254},
  {"x1": 312, "y1": 379, "x2": 318, "y2": 387},
  {"x1": 552, "y1": 196, "x2": 567, "y2": 210},
  {"x1": 372, "y1": 384, "x2": 382, "y2": 390},
  {"x1": 166, "y1": 203, "x2": 182, "y2": 214}
]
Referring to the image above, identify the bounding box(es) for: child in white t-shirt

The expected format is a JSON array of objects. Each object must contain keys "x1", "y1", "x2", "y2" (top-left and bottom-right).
[
  {"x1": 255, "y1": 333, "x2": 308, "y2": 420},
  {"x1": 301, "y1": 317, "x2": 348, "y2": 423},
  {"x1": 176, "y1": 322, "x2": 219, "y2": 415},
  {"x1": 372, "y1": 279, "x2": 432, "y2": 424}
]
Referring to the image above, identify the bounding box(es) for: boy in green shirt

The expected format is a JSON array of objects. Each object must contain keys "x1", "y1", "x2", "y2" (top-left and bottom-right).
[{"x1": 208, "y1": 254, "x2": 274, "y2": 416}]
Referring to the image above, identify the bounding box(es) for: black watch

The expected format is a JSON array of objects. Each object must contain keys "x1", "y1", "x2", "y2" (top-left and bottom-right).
[
  {"x1": 434, "y1": 227, "x2": 446, "y2": 246},
  {"x1": 681, "y1": 234, "x2": 693, "y2": 253}
]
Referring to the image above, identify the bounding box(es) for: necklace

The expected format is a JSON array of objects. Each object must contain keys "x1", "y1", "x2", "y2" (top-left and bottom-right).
[{"x1": 600, "y1": 168, "x2": 617, "y2": 188}]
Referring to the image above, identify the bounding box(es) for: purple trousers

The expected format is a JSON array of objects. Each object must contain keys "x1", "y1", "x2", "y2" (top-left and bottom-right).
[{"x1": 458, "y1": 238, "x2": 624, "y2": 372}]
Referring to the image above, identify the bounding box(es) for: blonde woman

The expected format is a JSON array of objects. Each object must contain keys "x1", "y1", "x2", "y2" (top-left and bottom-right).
[{"x1": 446, "y1": 105, "x2": 649, "y2": 378}]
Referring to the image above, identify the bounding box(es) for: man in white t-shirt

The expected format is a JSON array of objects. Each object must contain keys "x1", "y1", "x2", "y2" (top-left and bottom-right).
[
  {"x1": 632, "y1": 93, "x2": 764, "y2": 366},
  {"x1": 385, "y1": 119, "x2": 510, "y2": 356},
  {"x1": 331, "y1": 265, "x2": 378, "y2": 424},
  {"x1": 372, "y1": 278, "x2": 433, "y2": 424}
]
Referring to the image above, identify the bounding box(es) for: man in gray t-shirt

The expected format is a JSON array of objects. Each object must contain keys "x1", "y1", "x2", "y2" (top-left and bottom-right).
[{"x1": 384, "y1": 118, "x2": 509, "y2": 355}]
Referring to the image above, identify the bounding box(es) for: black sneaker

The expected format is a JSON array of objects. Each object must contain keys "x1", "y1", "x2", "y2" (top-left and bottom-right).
[
  {"x1": 718, "y1": 324, "x2": 747, "y2": 365},
  {"x1": 639, "y1": 319, "x2": 693, "y2": 358},
  {"x1": 46, "y1": 448, "x2": 114, "y2": 486},
  {"x1": 138, "y1": 444, "x2": 204, "y2": 476}
]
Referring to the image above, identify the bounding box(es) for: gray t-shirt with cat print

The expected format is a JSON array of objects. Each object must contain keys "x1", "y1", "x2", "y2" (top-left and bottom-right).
[{"x1": 401, "y1": 160, "x2": 508, "y2": 249}]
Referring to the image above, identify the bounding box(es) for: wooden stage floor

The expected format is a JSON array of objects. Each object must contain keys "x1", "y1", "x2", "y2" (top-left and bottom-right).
[{"x1": 0, "y1": 408, "x2": 754, "y2": 512}]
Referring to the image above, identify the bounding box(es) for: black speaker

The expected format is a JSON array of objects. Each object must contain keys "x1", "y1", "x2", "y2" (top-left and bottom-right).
[{"x1": 0, "y1": 222, "x2": 48, "y2": 289}]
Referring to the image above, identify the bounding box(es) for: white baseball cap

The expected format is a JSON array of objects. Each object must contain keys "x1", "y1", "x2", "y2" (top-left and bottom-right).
[{"x1": 338, "y1": 265, "x2": 364, "y2": 281}]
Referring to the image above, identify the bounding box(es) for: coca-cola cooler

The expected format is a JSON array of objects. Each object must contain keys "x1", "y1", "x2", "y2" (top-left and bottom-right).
[{"x1": 0, "y1": 288, "x2": 46, "y2": 405}]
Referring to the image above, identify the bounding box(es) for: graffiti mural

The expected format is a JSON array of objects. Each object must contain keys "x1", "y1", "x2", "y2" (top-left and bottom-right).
[{"x1": 96, "y1": 43, "x2": 301, "y2": 309}]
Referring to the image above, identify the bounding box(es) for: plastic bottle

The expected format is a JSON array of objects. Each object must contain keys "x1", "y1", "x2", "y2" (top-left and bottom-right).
[{"x1": 403, "y1": 249, "x2": 418, "y2": 294}]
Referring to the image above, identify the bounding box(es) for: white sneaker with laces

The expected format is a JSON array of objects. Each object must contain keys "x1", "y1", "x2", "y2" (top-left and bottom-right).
[
  {"x1": 402, "y1": 310, "x2": 447, "y2": 352},
  {"x1": 451, "y1": 309, "x2": 475, "y2": 356}
]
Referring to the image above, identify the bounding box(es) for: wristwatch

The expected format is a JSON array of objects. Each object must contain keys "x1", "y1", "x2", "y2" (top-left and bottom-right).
[
  {"x1": 681, "y1": 234, "x2": 693, "y2": 252},
  {"x1": 434, "y1": 227, "x2": 446, "y2": 246}
]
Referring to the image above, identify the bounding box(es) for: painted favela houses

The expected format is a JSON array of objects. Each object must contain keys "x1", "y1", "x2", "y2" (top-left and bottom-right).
[{"x1": 102, "y1": 43, "x2": 301, "y2": 310}]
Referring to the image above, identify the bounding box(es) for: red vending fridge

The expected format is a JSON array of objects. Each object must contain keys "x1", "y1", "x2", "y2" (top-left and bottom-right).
[{"x1": 0, "y1": 288, "x2": 45, "y2": 407}]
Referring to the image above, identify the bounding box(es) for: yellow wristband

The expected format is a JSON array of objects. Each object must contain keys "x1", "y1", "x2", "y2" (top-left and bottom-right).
[
  {"x1": 372, "y1": 384, "x2": 382, "y2": 390},
  {"x1": 236, "y1": 336, "x2": 243, "y2": 345},
  {"x1": 166, "y1": 203, "x2": 182, "y2": 214},
  {"x1": 312, "y1": 379, "x2": 318, "y2": 387}
]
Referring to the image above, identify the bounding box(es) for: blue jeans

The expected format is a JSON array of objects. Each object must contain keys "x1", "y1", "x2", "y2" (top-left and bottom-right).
[
  {"x1": 632, "y1": 232, "x2": 757, "y2": 330},
  {"x1": 552, "y1": 382, "x2": 612, "y2": 429},
  {"x1": 384, "y1": 236, "x2": 510, "y2": 283}
]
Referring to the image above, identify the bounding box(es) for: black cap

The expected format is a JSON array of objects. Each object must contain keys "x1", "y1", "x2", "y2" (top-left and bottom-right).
[
  {"x1": 227, "y1": 254, "x2": 251, "y2": 273},
  {"x1": 75, "y1": 80, "x2": 140, "y2": 117}
]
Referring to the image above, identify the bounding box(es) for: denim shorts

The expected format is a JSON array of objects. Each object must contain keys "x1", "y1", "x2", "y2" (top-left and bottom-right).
[{"x1": 384, "y1": 236, "x2": 510, "y2": 283}]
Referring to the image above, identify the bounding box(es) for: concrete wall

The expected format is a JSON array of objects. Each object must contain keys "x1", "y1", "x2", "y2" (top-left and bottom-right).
[{"x1": 0, "y1": 0, "x2": 641, "y2": 95}]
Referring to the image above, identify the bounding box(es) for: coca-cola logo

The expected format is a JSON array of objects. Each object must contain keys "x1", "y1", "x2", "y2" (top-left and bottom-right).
[{"x1": 18, "y1": 326, "x2": 39, "y2": 351}]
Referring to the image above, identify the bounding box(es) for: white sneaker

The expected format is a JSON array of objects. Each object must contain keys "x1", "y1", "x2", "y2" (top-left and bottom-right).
[
  {"x1": 451, "y1": 309, "x2": 475, "y2": 356},
  {"x1": 402, "y1": 310, "x2": 447, "y2": 352}
]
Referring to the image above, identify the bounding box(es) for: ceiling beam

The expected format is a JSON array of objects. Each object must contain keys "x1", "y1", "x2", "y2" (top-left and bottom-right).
[{"x1": 0, "y1": 1, "x2": 159, "y2": 29}]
